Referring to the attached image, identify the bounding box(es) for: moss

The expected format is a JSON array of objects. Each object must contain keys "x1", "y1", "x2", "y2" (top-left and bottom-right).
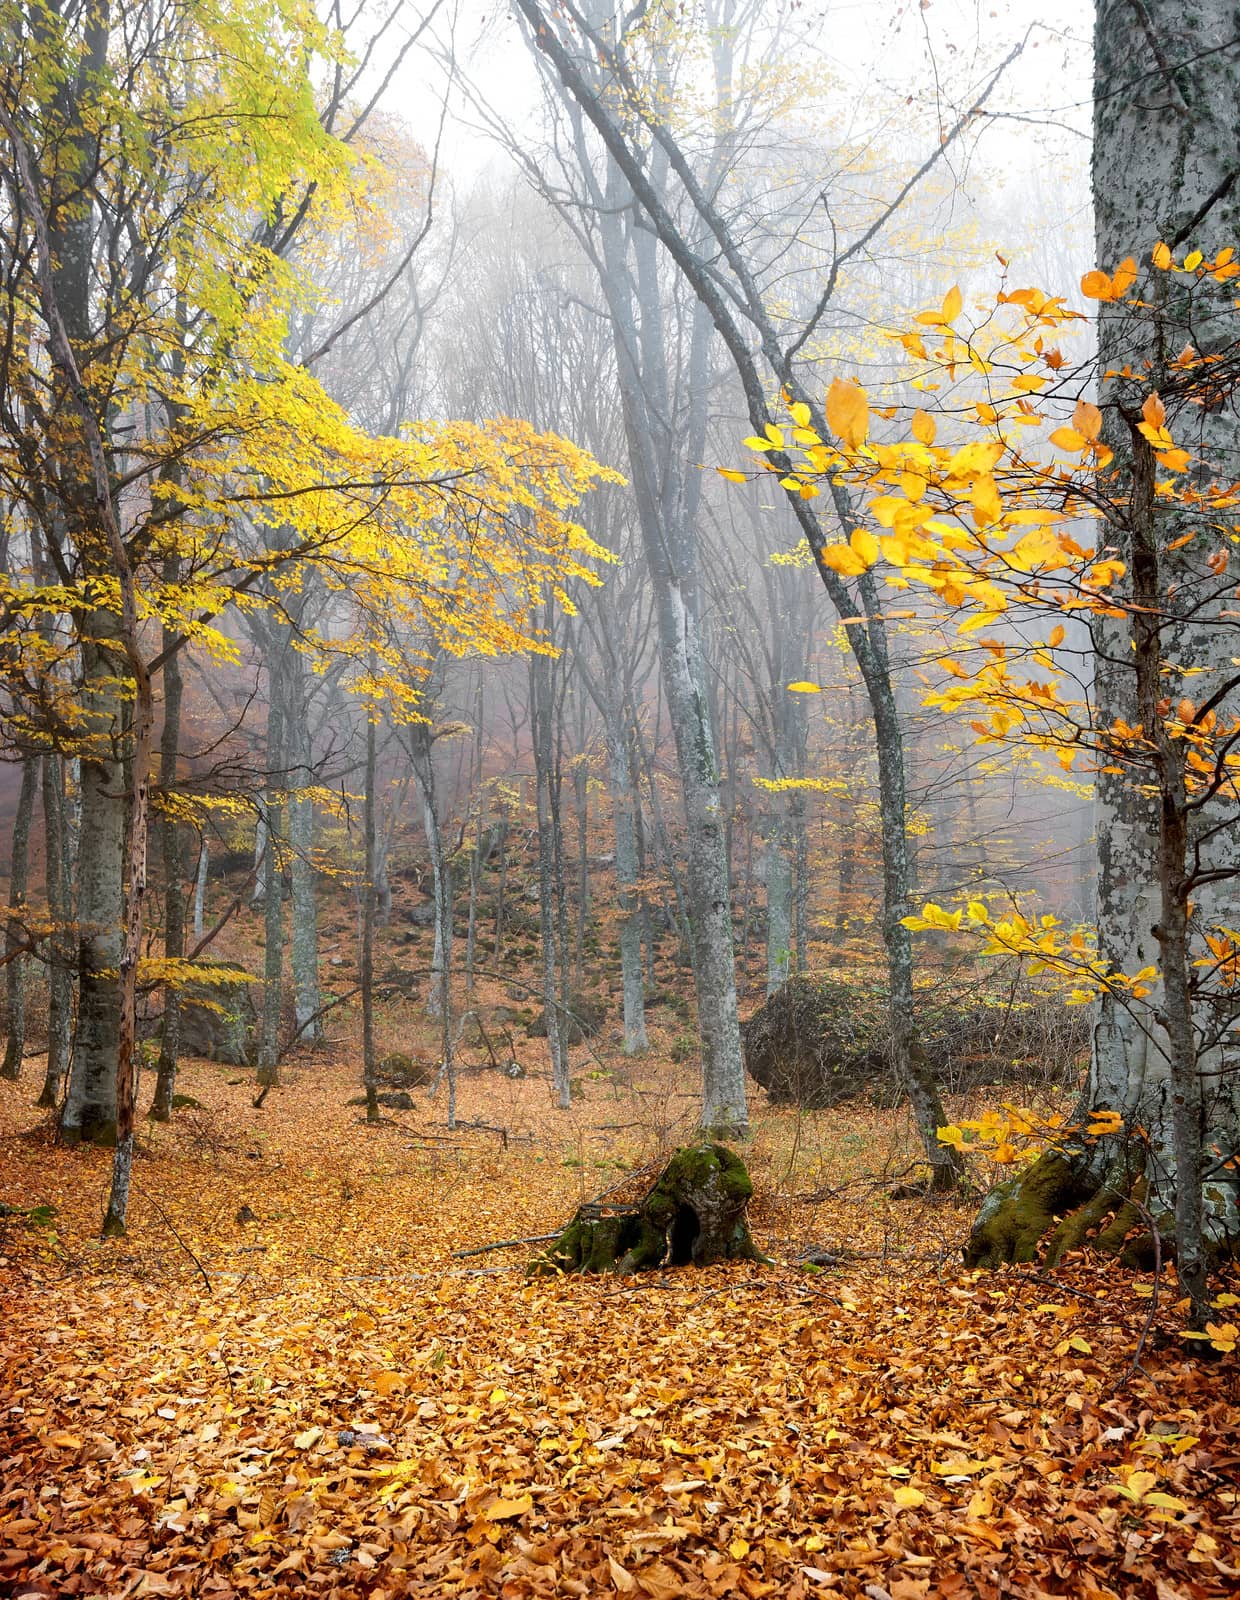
[
  {"x1": 529, "y1": 1143, "x2": 763, "y2": 1276},
  {"x1": 963, "y1": 1151, "x2": 1086, "y2": 1268}
]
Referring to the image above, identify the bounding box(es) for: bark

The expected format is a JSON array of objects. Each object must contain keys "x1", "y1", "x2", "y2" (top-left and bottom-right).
[
  {"x1": 38, "y1": 753, "x2": 73, "y2": 1107},
  {"x1": 361, "y1": 708, "x2": 379, "y2": 1122},
  {"x1": 192, "y1": 836, "x2": 208, "y2": 943},
  {"x1": 606, "y1": 705, "x2": 648, "y2": 1052},
  {"x1": 60, "y1": 624, "x2": 125, "y2": 1145},
  {"x1": 1, "y1": 757, "x2": 38, "y2": 1080},
  {"x1": 150, "y1": 619, "x2": 184, "y2": 1122},
  {"x1": 287, "y1": 656, "x2": 322, "y2": 1044},
  {"x1": 531, "y1": 651, "x2": 571, "y2": 1107},
  {"x1": 256, "y1": 647, "x2": 286, "y2": 1088}
]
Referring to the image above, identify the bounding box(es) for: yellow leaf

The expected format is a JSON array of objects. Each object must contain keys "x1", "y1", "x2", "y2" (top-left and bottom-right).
[
  {"x1": 1080, "y1": 269, "x2": 1112, "y2": 299},
  {"x1": 716, "y1": 467, "x2": 748, "y2": 483},
  {"x1": 892, "y1": 1485, "x2": 925, "y2": 1508},
  {"x1": 942, "y1": 284, "x2": 963, "y2": 322},
  {"x1": 1184, "y1": 249, "x2": 1203, "y2": 272},
  {"x1": 786, "y1": 680, "x2": 822, "y2": 694},
  {"x1": 1049, "y1": 624, "x2": 1065, "y2": 647},
  {"x1": 1152, "y1": 241, "x2": 1173, "y2": 270},
  {"x1": 729, "y1": 1537, "x2": 751, "y2": 1558},
  {"x1": 825, "y1": 379, "x2": 869, "y2": 449},
  {"x1": 484, "y1": 1494, "x2": 533, "y2": 1520},
  {"x1": 850, "y1": 528, "x2": 880, "y2": 567},
  {"x1": 911, "y1": 408, "x2": 936, "y2": 445},
  {"x1": 819, "y1": 542, "x2": 869, "y2": 577},
  {"x1": 1142, "y1": 392, "x2": 1166, "y2": 430},
  {"x1": 764, "y1": 422, "x2": 785, "y2": 447},
  {"x1": 1073, "y1": 399, "x2": 1102, "y2": 440},
  {"x1": 788, "y1": 401, "x2": 812, "y2": 428},
  {"x1": 1110, "y1": 256, "x2": 1137, "y2": 296},
  {"x1": 1048, "y1": 427, "x2": 1086, "y2": 452},
  {"x1": 932, "y1": 1457, "x2": 993, "y2": 1477},
  {"x1": 293, "y1": 1426, "x2": 323, "y2": 1450}
]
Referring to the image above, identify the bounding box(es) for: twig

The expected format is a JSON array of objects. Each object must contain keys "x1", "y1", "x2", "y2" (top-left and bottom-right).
[
  {"x1": 136, "y1": 1185, "x2": 213, "y2": 1295},
  {"x1": 1108, "y1": 1198, "x2": 1164, "y2": 1396},
  {"x1": 451, "y1": 1231, "x2": 560, "y2": 1259}
]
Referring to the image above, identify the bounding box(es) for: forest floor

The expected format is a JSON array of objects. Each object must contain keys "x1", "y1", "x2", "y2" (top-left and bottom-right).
[{"x1": 1, "y1": 1024, "x2": 1238, "y2": 1600}]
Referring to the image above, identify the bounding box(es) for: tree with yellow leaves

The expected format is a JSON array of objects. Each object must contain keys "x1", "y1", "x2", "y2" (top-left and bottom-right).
[
  {"x1": 0, "y1": 0, "x2": 613, "y2": 1234},
  {"x1": 737, "y1": 0, "x2": 1240, "y2": 1323}
]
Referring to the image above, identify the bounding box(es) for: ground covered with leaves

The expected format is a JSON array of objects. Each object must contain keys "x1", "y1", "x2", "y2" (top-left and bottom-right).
[{"x1": 2, "y1": 1047, "x2": 1238, "y2": 1599}]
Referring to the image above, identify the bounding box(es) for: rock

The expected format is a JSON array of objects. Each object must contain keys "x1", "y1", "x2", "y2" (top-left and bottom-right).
[
  {"x1": 530, "y1": 1143, "x2": 766, "y2": 1276},
  {"x1": 741, "y1": 977, "x2": 885, "y2": 1109},
  {"x1": 236, "y1": 1204, "x2": 255, "y2": 1224},
  {"x1": 377, "y1": 1051, "x2": 435, "y2": 1088},
  {"x1": 526, "y1": 991, "x2": 606, "y2": 1044},
  {"x1": 171, "y1": 962, "x2": 257, "y2": 1065},
  {"x1": 742, "y1": 975, "x2": 1092, "y2": 1107}
]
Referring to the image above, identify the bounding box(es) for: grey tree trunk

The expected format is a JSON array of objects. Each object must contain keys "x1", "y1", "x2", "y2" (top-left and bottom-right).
[
  {"x1": 596, "y1": 160, "x2": 746, "y2": 1133},
  {"x1": 288, "y1": 708, "x2": 322, "y2": 1045},
  {"x1": 606, "y1": 705, "x2": 648, "y2": 1052},
  {"x1": 762, "y1": 833, "x2": 792, "y2": 997},
  {"x1": 38, "y1": 753, "x2": 73, "y2": 1107},
  {"x1": 60, "y1": 627, "x2": 126, "y2": 1145},
  {"x1": 192, "y1": 837, "x2": 208, "y2": 944},
  {"x1": 361, "y1": 708, "x2": 379, "y2": 1122},
  {"x1": 256, "y1": 648, "x2": 287, "y2": 1088},
  {"x1": 151, "y1": 622, "x2": 184, "y2": 1122},
  {"x1": 531, "y1": 651, "x2": 571, "y2": 1107},
  {"x1": 967, "y1": 0, "x2": 1240, "y2": 1307},
  {"x1": 1, "y1": 757, "x2": 38, "y2": 1080}
]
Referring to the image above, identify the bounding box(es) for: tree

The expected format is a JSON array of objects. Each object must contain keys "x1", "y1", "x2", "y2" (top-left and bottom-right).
[
  {"x1": 0, "y1": 0, "x2": 614, "y2": 1234},
  {"x1": 511, "y1": 0, "x2": 980, "y2": 1181},
  {"x1": 748, "y1": 0, "x2": 1240, "y2": 1322}
]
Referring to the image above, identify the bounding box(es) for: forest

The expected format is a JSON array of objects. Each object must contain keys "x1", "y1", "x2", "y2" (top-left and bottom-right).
[{"x1": 1, "y1": 0, "x2": 1238, "y2": 1595}]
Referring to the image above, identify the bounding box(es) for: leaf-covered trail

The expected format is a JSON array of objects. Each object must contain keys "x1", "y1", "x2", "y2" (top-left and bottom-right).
[{"x1": 2, "y1": 1056, "x2": 1237, "y2": 1599}]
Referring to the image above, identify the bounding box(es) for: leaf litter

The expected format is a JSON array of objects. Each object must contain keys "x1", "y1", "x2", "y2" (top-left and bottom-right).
[{"x1": 1, "y1": 1049, "x2": 1237, "y2": 1599}]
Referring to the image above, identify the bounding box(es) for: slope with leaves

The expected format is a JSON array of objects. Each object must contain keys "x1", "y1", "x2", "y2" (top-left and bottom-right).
[{"x1": 1, "y1": 1044, "x2": 1238, "y2": 1600}]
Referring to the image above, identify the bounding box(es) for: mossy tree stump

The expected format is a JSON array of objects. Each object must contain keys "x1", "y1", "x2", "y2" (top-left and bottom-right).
[{"x1": 531, "y1": 1143, "x2": 766, "y2": 1275}]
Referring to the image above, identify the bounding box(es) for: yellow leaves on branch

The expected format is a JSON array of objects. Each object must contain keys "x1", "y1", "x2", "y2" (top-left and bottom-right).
[
  {"x1": 825, "y1": 379, "x2": 869, "y2": 450},
  {"x1": 1080, "y1": 257, "x2": 1137, "y2": 301}
]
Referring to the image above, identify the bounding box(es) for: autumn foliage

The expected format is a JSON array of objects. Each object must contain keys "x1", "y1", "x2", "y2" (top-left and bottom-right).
[{"x1": 2, "y1": 1046, "x2": 1239, "y2": 1599}]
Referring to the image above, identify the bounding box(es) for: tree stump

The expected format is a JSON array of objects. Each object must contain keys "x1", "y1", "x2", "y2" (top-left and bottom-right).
[{"x1": 530, "y1": 1143, "x2": 766, "y2": 1275}]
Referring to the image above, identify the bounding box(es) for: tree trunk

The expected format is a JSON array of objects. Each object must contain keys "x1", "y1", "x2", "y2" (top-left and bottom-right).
[
  {"x1": 38, "y1": 753, "x2": 73, "y2": 1107},
  {"x1": 361, "y1": 708, "x2": 379, "y2": 1122},
  {"x1": 1, "y1": 757, "x2": 38, "y2": 1080},
  {"x1": 256, "y1": 647, "x2": 286, "y2": 1089},
  {"x1": 966, "y1": 0, "x2": 1240, "y2": 1305},
  {"x1": 150, "y1": 621, "x2": 184, "y2": 1122},
  {"x1": 531, "y1": 1143, "x2": 766, "y2": 1275},
  {"x1": 60, "y1": 625, "x2": 126, "y2": 1146},
  {"x1": 531, "y1": 651, "x2": 570, "y2": 1107},
  {"x1": 606, "y1": 705, "x2": 648, "y2": 1053}
]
